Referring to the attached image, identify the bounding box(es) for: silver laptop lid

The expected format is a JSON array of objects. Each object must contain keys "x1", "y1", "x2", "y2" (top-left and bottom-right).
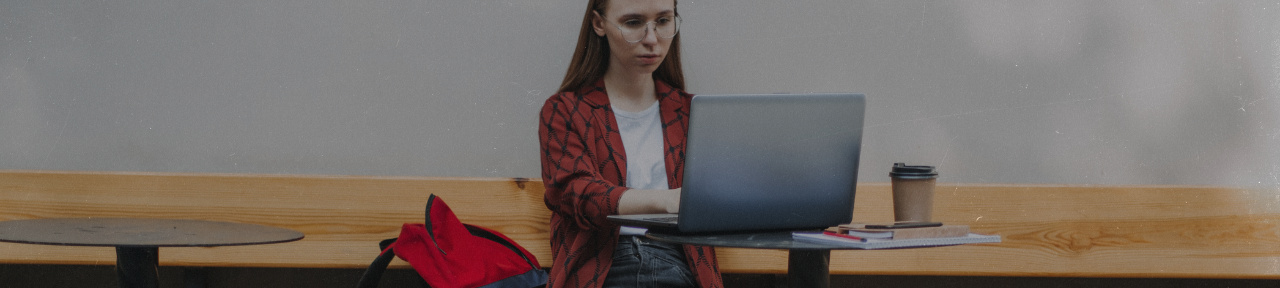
[{"x1": 677, "y1": 93, "x2": 865, "y2": 233}]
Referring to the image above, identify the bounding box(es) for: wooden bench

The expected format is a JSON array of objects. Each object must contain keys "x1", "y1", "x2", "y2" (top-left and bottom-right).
[{"x1": 2, "y1": 170, "x2": 1278, "y2": 279}]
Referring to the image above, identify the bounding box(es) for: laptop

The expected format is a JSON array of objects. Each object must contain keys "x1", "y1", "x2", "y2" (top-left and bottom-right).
[{"x1": 607, "y1": 93, "x2": 865, "y2": 234}]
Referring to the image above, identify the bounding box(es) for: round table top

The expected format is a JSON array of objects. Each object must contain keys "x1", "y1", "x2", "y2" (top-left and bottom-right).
[
  {"x1": 0, "y1": 218, "x2": 304, "y2": 248},
  {"x1": 647, "y1": 230, "x2": 856, "y2": 250}
]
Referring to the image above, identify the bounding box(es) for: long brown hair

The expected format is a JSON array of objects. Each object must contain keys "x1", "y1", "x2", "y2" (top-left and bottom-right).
[{"x1": 557, "y1": 0, "x2": 684, "y2": 93}]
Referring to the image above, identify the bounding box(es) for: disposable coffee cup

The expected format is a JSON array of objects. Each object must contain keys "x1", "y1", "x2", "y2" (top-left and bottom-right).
[{"x1": 889, "y1": 163, "x2": 939, "y2": 223}]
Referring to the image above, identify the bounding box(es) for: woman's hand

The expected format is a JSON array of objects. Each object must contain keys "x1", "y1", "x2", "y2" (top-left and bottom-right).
[
  {"x1": 618, "y1": 188, "x2": 681, "y2": 215},
  {"x1": 663, "y1": 188, "x2": 681, "y2": 213}
]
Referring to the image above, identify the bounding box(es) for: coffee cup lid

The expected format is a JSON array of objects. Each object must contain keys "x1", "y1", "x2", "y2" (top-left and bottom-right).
[{"x1": 890, "y1": 163, "x2": 938, "y2": 179}]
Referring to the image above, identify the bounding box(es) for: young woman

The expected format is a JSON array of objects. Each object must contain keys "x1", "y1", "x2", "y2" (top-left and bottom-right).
[{"x1": 538, "y1": 0, "x2": 721, "y2": 287}]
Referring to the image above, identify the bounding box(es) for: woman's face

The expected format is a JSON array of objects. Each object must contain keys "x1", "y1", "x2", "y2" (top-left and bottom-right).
[{"x1": 593, "y1": 0, "x2": 678, "y2": 76}]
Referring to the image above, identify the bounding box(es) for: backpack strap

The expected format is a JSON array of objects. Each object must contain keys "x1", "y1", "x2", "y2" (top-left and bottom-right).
[
  {"x1": 354, "y1": 238, "x2": 400, "y2": 288},
  {"x1": 356, "y1": 238, "x2": 432, "y2": 288},
  {"x1": 423, "y1": 195, "x2": 447, "y2": 255}
]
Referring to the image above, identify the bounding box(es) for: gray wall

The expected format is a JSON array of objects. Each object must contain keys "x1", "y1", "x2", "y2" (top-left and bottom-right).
[{"x1": 3, "y1": 1, "x2": 1278, "y2": 187}]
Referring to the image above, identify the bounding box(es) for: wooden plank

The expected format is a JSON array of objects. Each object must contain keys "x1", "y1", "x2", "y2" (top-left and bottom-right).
[
  {"x1": 0, "y1": 170, "x2": 548, "y2": 269},
  {"x1": 3, "y1": 170, "x2": 1280, "y2": 279},
  {"x1": 715, "y1": 183, "x2": 1280, "y2": 278}
]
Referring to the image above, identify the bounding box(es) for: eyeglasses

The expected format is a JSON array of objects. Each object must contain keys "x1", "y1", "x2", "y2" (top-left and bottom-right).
[{"x1": 609, "y1": 15, "x2": 681, "y2": 43}]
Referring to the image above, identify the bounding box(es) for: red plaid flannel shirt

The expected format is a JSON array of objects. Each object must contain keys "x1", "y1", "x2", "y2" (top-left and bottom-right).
[{"x1": 538, "y1": 79, "x2": 722, "y2": 288}]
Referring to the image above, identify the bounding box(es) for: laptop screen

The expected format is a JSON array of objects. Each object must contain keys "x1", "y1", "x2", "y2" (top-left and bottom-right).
[{"x1": 676, "y1": 93, "x2": 865, "y2": 233}]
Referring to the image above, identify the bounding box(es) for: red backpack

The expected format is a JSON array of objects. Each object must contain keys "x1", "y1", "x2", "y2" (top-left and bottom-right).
[{"x1": 356, "y1": 194, "x2": 547, "y2": 288}]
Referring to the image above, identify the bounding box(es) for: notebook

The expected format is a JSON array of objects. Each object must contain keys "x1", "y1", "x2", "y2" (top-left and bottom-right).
[
  {"x1": 791, "y1": 232, "x2": 1001, "y2": 249},
  {"x1": 607, "y1": 93, "x2": 866, "y2": 234}
]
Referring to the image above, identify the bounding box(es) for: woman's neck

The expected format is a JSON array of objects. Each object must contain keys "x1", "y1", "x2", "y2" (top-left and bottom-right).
[{"x1": 603, "y1": 71, "x2": 658, "y2": 113}]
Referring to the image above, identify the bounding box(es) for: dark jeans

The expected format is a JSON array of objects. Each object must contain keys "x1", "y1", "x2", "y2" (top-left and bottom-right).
[{"x1": 602, "y1": 236, "x2": 697, "y2": 288}]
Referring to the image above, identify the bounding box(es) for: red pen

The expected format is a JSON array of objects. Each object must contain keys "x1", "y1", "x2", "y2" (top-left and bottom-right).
[{"x1": 823, "y1": 231, "x2": 866, "y2": 241}]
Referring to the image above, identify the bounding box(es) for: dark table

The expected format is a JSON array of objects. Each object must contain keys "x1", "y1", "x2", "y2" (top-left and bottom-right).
[
  {"x1": 0, "y1": 218, "x2": 305, "y2": 288},
  {"x1": 648, "y1": 230, "x2": 880, "y2": 288}
]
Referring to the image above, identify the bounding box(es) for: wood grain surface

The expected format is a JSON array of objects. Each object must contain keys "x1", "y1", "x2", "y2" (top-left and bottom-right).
[
  {"x1": 0, "y1": 170, "x2": 548, "y2": 269},
  {"x1": 3, "y1": 170, "x2": 1279, "y2": 278}
]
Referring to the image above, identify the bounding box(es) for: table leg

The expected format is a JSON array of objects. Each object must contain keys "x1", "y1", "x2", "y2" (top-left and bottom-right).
[
  {"x1": 788, "y1": 249, "x2": 831, "y2": 288},
  {"x1": 116, "y1": 247, "x2": 160, "y2": 288},
  {"x1": 184, "y1": 267, "x2": 208, "y2": 288}
]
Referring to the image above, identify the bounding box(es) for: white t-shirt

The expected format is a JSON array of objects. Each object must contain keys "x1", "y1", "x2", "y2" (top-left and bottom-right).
[
  {"x1": 613, "y1": 101, "x2": 670, "y2": 191},
  {"x1": 613, "y1": 101, "x2": 669, "y2": 236}
]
